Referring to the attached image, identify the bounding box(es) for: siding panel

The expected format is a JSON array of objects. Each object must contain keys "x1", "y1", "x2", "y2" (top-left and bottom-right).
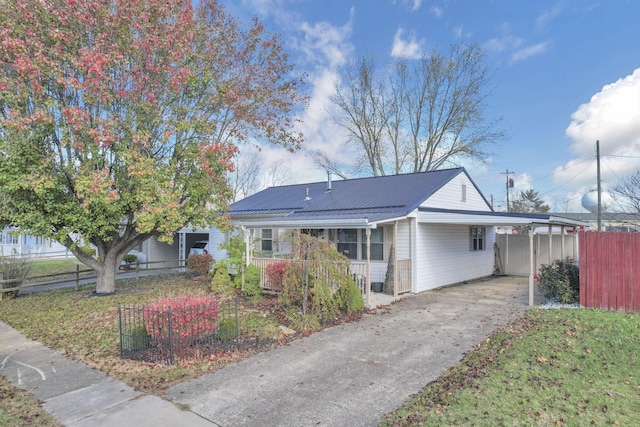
[
  {"x1": 415, "y1": 223, "x2": 495, "y2": 292},
  {"x1": 421, "y1": 174, "x2": 490, "y2": 211}
]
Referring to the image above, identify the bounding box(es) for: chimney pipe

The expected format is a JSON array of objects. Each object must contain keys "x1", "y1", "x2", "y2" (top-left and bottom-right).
[{"x1": 326, "y1": 171, "x2": 332, "y2": 192}]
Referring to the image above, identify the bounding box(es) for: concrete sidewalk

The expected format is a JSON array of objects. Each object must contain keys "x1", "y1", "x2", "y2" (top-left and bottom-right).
[
  {"x1": 0, "y1": 323, "x2": 214, "y2": 426},
  {"x1": 1, "y1": 276, "x2": 541, "y2": 426}
]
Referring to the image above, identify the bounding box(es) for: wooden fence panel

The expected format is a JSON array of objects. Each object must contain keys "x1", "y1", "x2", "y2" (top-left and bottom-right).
[{"x1": 579, "y1": 230, "x2": 639, "y2": 312}]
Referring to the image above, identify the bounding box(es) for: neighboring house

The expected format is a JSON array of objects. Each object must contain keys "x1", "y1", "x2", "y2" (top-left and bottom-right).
[
  {"x1": 221, "y1": 168, "x2": 586, "y2": 304},
  {"x1": 0, "y1": 226, "x2": 69, "y2": 258},
  {"x1": 553, "y1": 212, "x2": 640, "y2": 232}
]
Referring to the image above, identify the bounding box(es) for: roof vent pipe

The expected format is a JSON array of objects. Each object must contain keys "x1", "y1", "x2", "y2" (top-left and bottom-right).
[
  {"x1": 304, "y1": 187, "x2": 311, "y2": 201},
  {"x1": 326, "y1": 171, "x2": 332, "y2": 192}
]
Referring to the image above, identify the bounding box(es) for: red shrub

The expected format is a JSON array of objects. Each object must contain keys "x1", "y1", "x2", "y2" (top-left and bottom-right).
[
  {"x1": 143, "y1": 295, "x2": 218, "y2": 342},
  {"x1": 187, "y1": 253, "x2": 214, "y2": 276},
  {"x1": 265, "y1": 261, "x2": 291, "y2": 291}
]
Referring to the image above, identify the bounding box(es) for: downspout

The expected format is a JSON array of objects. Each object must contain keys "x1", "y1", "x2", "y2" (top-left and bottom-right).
[
  {"x1": 366, "y1": 228, "x2": 371, "y2": 308},
  {"x1": 529, "y1": 228, "x2": 535, "y2": 306},
  {"x1": 393, "y1": 221, "x2": 398, "y2": 297}
]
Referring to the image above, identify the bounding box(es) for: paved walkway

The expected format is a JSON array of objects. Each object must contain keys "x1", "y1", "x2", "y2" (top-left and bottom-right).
[{"x1": 0, "y1": 276, "x2": 543, "y2": 426}]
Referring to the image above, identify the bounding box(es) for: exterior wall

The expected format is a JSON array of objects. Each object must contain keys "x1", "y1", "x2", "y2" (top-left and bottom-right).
[
  {"x1": 420, "y1": 173, "x2": 491, "y2": 211},
  {"x1": 208, "y1": 227, "x2": 229, "y2": 262},
  {"x1": 144, "y1": 235, "x2": 180, "y2": 267},
  {"x1": 415, "y1": 223, "x2": 495, "y2": 293}
]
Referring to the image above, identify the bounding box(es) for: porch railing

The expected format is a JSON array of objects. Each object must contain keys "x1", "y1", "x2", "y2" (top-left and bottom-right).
[
  {"x1": 251, "y1": 257, "x2": 412, "y2": 295},
  {"x1": 396, "y1": 258, "x2": 412, "y2": 295}
]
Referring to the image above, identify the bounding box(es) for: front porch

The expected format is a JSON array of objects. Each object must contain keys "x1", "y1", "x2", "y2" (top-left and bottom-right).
[{"x1": 251, "y1": 256, "x2": 413, "y2": 307}]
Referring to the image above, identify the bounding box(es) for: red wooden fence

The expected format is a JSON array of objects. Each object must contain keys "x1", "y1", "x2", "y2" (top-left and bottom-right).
[{"x1": 579, "y1": 230, "x2": 640, "y2": 312}]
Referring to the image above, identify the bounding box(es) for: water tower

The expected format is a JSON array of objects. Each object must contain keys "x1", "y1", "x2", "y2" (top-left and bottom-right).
[{"x1": 581, "y1": 190, "x2": 612, "y2": 213}]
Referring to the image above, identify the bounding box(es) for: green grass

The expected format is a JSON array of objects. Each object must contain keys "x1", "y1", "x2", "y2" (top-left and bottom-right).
[
  {"x1": 0, "y1": 375, "x2": 62, "y2": 427},
  {"x1": 27, "y1": 258, "x2": 84, "y2": 278},
  {"x1": 383, "y1": 308, "x2": 640, "y2": 426},
  {"x1": 0, "y1": 275, "x2": 283, "y2": 393}
]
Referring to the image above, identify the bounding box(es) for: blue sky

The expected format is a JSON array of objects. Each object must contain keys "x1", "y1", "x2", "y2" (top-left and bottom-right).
[{"x1": 230, "y1": 0, "x2": 640, "y2": 212}]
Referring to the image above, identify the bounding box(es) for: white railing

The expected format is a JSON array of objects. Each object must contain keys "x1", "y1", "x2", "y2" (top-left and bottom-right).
[
  {"x1": 252, "y1": 257, "x2": 371, "y2": 294},
  {"x1": 396, "y1": 258, "x2": 412, "y2": 294}
]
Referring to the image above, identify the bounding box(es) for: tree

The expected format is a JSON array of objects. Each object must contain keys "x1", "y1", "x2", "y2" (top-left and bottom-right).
[
  {"x1": 325, "y1": 43, "x2": 503, "y2": 177},
  {"x1": 511, "y1": 189, "x2": 550, "y2": 214},
  {"x1": 613, "y1": 169, "x2": 640, "y2": 213},
  {"x1": 0, "y1": 0, "x2": 306, "y2": 294}
]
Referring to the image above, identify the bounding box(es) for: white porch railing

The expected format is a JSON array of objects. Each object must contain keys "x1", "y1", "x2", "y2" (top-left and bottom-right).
[
  {"x1": 396, "y1": 258, "x2": 412, "y2": 295},
  {"x1": 251, "y1": 257, "x2": 412, "y2": 295}
]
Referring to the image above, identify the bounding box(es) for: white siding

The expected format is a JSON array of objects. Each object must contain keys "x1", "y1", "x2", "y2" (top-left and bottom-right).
[
  {"x1": 145, "y1": 235, "x2": 179, "y2": 267},
  {"x1": 208, "y1": 227, "x2": 228, "y2": 262},
  {"x1": 415, "y1": 223, "x2": 495, "y2": 293},
  {"x1": 421, "y1": 173, "x2": 490, "y2": 211}
]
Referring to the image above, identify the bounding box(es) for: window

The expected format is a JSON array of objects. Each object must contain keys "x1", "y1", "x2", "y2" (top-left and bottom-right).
[
  {"x1": 337, "y1": 229, "x2": 358, "y2": 260},
  {"x1": 261, "y1": 229, "x2": 273, "y2": 252},
  {"x1": 362, "y1": 228, "x2": 384, "y2": 261},
  {"x1": 470, "y1": 226, "x2": 485, "y2": 251}
]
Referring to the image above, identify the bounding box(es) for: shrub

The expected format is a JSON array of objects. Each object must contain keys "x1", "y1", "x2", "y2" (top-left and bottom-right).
[
  {"x1": 123, "y1": 253, "x2": 138, "y2": 264},
  {"x1": 143, "y1": 295, "x2": 219, "y2": 344},
  {"x1": 336, "y1": 277, "x2": 364, "y2": 313},
  {"x1": 0, "y1": 256, "x2": 32, "y2": 300},
  {"x1": 536, "y1": 258, "x2": 579, "y2": 304},
  {"x1": 265, "y1": 260, "x2": 290, "y2": 291},
  {"x1": 211, "y1": 264, "x2": 233, "y2": 294},
  {"x1": 216, "y1": 317, "x2": 238, "y2": 342},
  {"x1": 187, "y1": 253, "x2": 214, "y2": 277},
  {"x1": 277, "y1": 261, "x2": 305, "y2": 307},
  {"x1": 125, "y1": 324, "x2": 151, "y2": 351},
  {"x1": 241, "y1": 264, "x2": 262, "y2": 301}
]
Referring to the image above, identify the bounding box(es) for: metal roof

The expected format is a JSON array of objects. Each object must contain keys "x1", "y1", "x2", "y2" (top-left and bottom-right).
[{"x1": 231, "y1": 168, "x2": 467, "y2": 226}]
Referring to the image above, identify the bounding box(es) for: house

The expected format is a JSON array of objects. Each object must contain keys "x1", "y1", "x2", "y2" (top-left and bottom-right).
[
  {"x1": 217, "y1": 168, "x2": 587, "y2": 305},
  {"x1": 0, "y1": 226, "x2": 69, "y2": 258}
]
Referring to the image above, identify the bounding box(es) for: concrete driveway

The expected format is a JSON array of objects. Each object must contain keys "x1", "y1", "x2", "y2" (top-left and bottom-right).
[{"x1": 167, "y1": 276, "x2": 542, "y2": 426}]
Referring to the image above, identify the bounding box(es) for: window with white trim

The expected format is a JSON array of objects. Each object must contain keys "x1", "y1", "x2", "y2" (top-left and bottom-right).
[
  {"x1": 337, "y1": 229, "x2": 358, "y2": 260},
  {"x1": 261, "y1": 229, "x2": 273, "y2": 252},
  {"x1": 470, "y1": 226, "x2": 485, "y2": 251},
  {"x1": 362, "y1": 228, "x2": 384, "y2": 261}
]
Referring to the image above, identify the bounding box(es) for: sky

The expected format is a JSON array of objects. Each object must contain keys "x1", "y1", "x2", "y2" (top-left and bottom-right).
[{"x1": 228, "y1": 0, "x2": 640, "y2": 213}]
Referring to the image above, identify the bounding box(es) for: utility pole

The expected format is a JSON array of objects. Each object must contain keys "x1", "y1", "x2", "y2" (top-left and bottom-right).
[
  {"x1": 596, "y1": 140, "x2": 602, "y2": 231},
  {"x1": 501, "y1": 169, "x2": 515, "y2": 212}
]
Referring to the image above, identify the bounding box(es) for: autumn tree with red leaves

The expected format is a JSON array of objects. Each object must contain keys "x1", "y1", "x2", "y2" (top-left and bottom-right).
[{"x1": 0, "y1": 0, "x2": 306, "y2": 293}]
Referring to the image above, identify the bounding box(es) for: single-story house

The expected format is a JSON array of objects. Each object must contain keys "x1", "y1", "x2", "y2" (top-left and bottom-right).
[{"x1": 216, "y1": 167, "x2": 587, "y2": 306}]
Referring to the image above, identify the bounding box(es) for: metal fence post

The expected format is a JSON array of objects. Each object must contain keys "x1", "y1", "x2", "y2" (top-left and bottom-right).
[
  {"x1": 167, "y1": 306, "x2": 174, "y2": 365},
  {"x1": 75, "y1": 264, "x2": 80, "y2": 290},
  {"x1": 117, "y1": 303, "x2": 123, "y2": 359}
]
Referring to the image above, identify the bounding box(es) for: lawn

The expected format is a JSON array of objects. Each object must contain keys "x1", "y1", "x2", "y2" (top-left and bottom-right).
[
  {"x1": 0, "y1": 274, "x2": 314, "y2": 394},
  {"x1": 27, "y1": 258, "x2": 84, "y2": 278},
  {"x1": 382, "y1": 308, "x2": 640, "y2": 426}
]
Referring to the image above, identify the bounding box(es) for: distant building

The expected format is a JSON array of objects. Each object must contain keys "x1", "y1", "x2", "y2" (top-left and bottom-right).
[
  {"x1": 553, "y1": 212, "x2": 640, "y2": 232},
  {"x1": 0, "y1": 226, "x2": 69, "y2": 257}
]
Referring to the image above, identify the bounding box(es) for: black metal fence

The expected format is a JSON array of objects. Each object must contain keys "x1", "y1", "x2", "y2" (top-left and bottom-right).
[{"x1": 118, "y1": 298, "x2": 239, "y2": 365}]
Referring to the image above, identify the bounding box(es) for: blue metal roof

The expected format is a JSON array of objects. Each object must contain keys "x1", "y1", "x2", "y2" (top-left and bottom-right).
[{"x1": 231, "y1": 168, "x2": 471, "y2": 224}]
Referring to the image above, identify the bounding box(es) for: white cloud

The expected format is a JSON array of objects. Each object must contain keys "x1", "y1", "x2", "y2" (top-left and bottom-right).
[
  {"x1": 554, "y1": 68, "x2": 640, "y2": 207},
  {"x1": 394, "y1": 0, "x2": 424, "y2": 12},
  {"x1": 430, "y1": 5, "x2": 443, "y2": 17},
  {"x1": 298, "y1": 11, "x2": 355, "y2": 69},
  {"x1": 483, "y1": 35, "x2": 522, "y2": 54},
  {"x1": 510, "y1": 41, "x2": 552, "y2": 63},
  {"x1": 536, "y1": 1, "x2": 565, "y2": 30},
  {"x1": 391, "y1": 28, "x2": 425, "y2": 59}
]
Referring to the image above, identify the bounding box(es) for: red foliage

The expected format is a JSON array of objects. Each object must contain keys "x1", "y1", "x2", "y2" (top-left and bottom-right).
[
  {"x1": 265, "y1": 261, "x2": 291, "y2": 291},
  {"x1": 186, "y1": 253, "x2": 214, "y2": 277},
  {"x1": 143, "y1": 295, "x2": 218, "y2": 342}
]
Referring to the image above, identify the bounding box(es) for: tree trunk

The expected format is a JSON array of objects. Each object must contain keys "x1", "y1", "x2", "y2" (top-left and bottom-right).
[{"x1": 95, "y1": 255, "x2": 119, "y2": 294}]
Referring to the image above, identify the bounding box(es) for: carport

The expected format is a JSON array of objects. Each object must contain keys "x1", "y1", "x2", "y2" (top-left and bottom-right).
[{"x1": 417, "y1": 209, "x2": 588, "y2": 305}]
